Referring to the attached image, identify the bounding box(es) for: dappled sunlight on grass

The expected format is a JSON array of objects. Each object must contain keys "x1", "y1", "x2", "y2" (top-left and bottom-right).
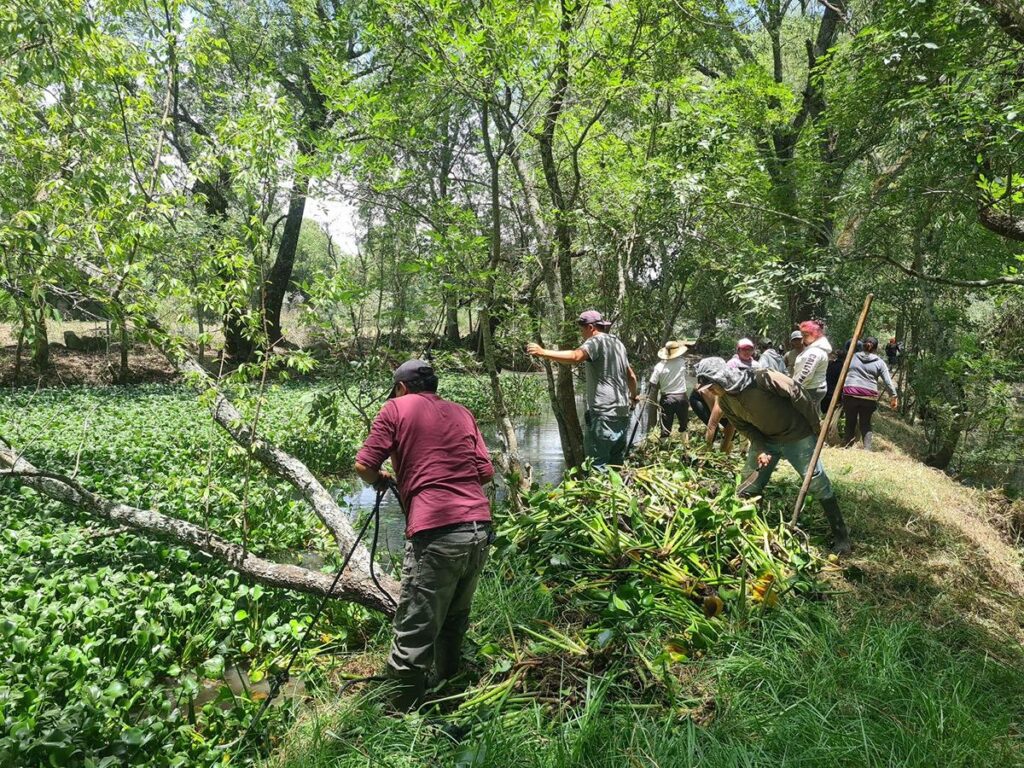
[{"x1": 813, "y1": 438, "x2": 1024, "y2": 653}]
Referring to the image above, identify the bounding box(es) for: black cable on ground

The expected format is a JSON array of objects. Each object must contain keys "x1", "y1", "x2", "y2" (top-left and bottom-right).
[{"x1": 222, "y1": 486, "x2": 393, "y2": 760}]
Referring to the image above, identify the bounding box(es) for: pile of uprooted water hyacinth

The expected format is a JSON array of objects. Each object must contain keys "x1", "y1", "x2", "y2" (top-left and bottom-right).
[{"x1": 485, "y1": 443, "x2": 823, "y2": 699}]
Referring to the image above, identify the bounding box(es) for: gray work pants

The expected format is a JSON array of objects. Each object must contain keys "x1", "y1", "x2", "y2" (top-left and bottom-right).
[
  {"x1": 386, "y1": 522, "x2": 490, "y2": 707},
  {"x1": 583, "y1": 411, "x2": 630, "y2": 467}
]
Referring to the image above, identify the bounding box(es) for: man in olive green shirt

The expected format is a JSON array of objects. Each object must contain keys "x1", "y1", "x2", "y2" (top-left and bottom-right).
[
  {"x1": 527, "y1": 310, "x2": 638, "y2": 467},
  {"x1": 694, "y1": 357, "x2": 851, "y2": 555}
]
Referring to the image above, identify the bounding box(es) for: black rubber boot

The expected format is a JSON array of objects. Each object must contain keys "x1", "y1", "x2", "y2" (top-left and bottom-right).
[
  {"x1": 821, "y1": 497, "x2": 851, "y2": 555},
  {"x1": 386, "y1": 668, "x2": 426, "y2": 712}
]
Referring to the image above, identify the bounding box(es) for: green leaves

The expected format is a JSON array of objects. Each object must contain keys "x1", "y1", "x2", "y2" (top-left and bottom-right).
[
  {"x1": 501, "y1": 445, "x2": 824, "y2": 678},
  {"x1": 0, "y1": 382, "x2": 385, "y2": 765}
]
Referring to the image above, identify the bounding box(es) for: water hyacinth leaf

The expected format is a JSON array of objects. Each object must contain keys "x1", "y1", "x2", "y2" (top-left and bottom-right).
[
  {"x1": 122, "y1": 728, "x2": 145, "y2": 746},
  {"x1": 201, "y1": 655, "x2": 225, "y2": 678}
]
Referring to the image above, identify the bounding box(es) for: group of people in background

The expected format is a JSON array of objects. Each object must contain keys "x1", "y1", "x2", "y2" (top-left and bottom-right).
[
  {"x1": 353, "y1": 310, "x2": 902, "y2": 708},
  {"x1": 526, "y1": 309, "x2": 907, "y2": 557}
]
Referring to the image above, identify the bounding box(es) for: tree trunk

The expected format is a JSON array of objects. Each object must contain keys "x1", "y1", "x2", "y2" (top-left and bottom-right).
[
  {"x1": 193, "y1": 174, "x2": 254, "y2": 362},
  {"x1": 30, "y1": 304, "x2": 49, "y2": 373},
  {"x1": 0, "y1": 448, "x2": 398, "y2": 615},
  {"x1": 223, "y1": 311, "x2": 253, "y2": 361},
  {"x1": 264, "y1": 151, "x2": 312, "y2": 346},
  {"x1": 196, "y1": 303, "x2": 206, "y2": 365},
  {"x1": 535, "y1": 0, "x2": 585, "y2": 470},
  {"x1": 444, "y1": 301, "x2": 460, "y2": 345},
  {"x1": 118, "y1": 321, "x2": 130, "y2": 383},
  {"x1": 696, "y1": 308, "x2": 717, "y2": 354},
  {"x1": 754, "y1": 1, "x2": 845, "y2": 322},
  {"x1": 925, "y1": 410, "x2": 968, "y2": 470},
  {"x1": 14, "y1": 305, "x2": 27, "y2": 381},
  {"x1": 480, "y1": 100, "x2": 532, "y2": 512}
]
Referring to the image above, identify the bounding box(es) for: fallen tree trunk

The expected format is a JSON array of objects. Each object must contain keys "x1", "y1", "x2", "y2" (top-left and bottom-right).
[
  {"x1": 36, "y1": 257, "x2": 401, "y2": 613},
  {"x1": 0, "y1": 448, "x2": 399, "y2": 615}
]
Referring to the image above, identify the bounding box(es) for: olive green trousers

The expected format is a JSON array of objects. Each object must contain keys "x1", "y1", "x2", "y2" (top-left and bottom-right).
[{"x1": 386, "y1": 522, "x2": 490, "y2": 709}]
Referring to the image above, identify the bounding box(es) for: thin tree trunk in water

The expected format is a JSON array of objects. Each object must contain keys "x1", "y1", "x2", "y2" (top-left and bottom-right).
[
  {"x1": 264, "y1": 152, "x2": 311, "y2": 346},
  {"x1": 480, "y1": 100, "x2": 532, "y2": 512}
]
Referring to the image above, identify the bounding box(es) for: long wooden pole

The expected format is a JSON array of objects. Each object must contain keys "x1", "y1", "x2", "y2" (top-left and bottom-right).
[{"x1": 790, "y1": 293, "x2": 874, "y2": 526}]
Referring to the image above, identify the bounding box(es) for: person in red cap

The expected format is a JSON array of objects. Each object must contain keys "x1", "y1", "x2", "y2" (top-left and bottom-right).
[
  {"x1": 526, "y1": 310, "x2": 638, "y2": 467},
  {"x1": 354, "y1": 359, "x2": 494, "y2": 710}
]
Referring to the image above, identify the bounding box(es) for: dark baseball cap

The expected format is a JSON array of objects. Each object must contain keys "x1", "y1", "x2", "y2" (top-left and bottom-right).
[
  {"x1": 577, "y1": 310, "x2": 611, "y2": 328},
  {"x1": 388, "y1": 359, "x2": 434, "y2": 398}
]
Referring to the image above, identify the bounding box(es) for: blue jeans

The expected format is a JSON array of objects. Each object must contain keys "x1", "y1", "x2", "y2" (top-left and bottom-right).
[
  {"x1": 741, "y1": 435, "x2": 834, "y2": 499},
  {"x1": 584, "y1": 411, "x2": 630, "y2": 468}
]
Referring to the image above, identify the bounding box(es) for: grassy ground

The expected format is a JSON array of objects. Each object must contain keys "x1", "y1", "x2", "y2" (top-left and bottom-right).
[{"x1": 268, "y1": 427, "x2": 1024, "y2": 768}]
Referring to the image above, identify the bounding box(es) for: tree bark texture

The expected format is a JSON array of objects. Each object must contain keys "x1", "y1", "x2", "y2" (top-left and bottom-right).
[
  {"x1": 535, "y1": 0, "x2": 585, "y2": 470},
  {"x1": 264, "y1": 147, "x2": 313, "y2": 346},
  {"x1": 757, "y1": 0, "x2": 846, "y2": 323},
  {"x1": 30, "y1": 303, "x2": 49, "y2": 373},
  {"x1": 480, "y1": 100, "x2": 532, "y2": 511},
  {"x1": 978, "y1": 0, "x2": 1024, "y2": 45}
]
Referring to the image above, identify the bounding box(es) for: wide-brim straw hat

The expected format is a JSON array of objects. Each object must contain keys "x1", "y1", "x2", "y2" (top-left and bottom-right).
[{"x1": 658, "y1": 340, "x2": 694, "y2": 360}]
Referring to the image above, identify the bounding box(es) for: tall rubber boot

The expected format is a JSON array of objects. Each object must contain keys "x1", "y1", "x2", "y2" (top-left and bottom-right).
[
  {"x1": 862, "y1": 431, "x2": 874, "y2": 451},
  {"x1": 821, "y1": 497, "x2": 851, "y2": 555},
  {"x1": 386, "y1": 668, "x2": 425, "y2": 712}
]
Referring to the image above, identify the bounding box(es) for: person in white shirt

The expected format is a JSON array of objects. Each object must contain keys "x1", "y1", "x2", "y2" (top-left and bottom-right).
[
  {"x1": 793, "y1": 320, "x2": 833, "y2": 410},
  {"x1": 648, "y1": 340, "x2": 692, "y2": 437}
]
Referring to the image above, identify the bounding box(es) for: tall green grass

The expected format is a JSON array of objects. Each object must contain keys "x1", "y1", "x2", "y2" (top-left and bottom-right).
[{"x1": 270, "y1": 598, "x2": 1024, "y2": 768}]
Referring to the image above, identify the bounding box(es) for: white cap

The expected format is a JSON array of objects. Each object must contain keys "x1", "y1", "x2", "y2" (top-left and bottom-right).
[{"x1": 736, "y1": 337, "x2": 755, "y2": 349}]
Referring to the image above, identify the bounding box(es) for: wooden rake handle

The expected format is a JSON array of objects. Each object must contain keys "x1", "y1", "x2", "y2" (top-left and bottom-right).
[{"x1": 790, "y1": 293, "x2": 874, "y2": 526}]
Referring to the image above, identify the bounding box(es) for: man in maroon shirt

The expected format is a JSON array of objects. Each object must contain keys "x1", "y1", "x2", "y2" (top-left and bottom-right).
[{"x1": 355, "y1": 359, "x2": 494, "y2": 710}]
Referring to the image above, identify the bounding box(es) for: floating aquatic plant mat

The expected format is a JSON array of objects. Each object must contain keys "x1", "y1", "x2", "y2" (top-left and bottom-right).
[{"x1": 457, "y1": 446, "x2": 825, "y2": 711}]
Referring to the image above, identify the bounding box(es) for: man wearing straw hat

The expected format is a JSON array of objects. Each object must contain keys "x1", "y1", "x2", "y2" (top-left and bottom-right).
[{"x1": 649, "y1": 339, "x2": 694, "y2": 437}]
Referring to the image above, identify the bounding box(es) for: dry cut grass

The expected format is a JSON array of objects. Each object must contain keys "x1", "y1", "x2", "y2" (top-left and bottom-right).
[{"x1": 812, "y1": 427, "x2": 1024, "y2": 651}]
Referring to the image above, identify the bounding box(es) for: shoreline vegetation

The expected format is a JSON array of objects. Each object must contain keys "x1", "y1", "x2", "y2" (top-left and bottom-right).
[
  {"x1": 2, "y1": 382, "x2": 1022, "y2": 766},
  {"x1": 271, "y1": 415, "x2": 1024, "y2": 768},
  {"x1": 4, "y1": 0, "x2": 1024, "y2": 764}
]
